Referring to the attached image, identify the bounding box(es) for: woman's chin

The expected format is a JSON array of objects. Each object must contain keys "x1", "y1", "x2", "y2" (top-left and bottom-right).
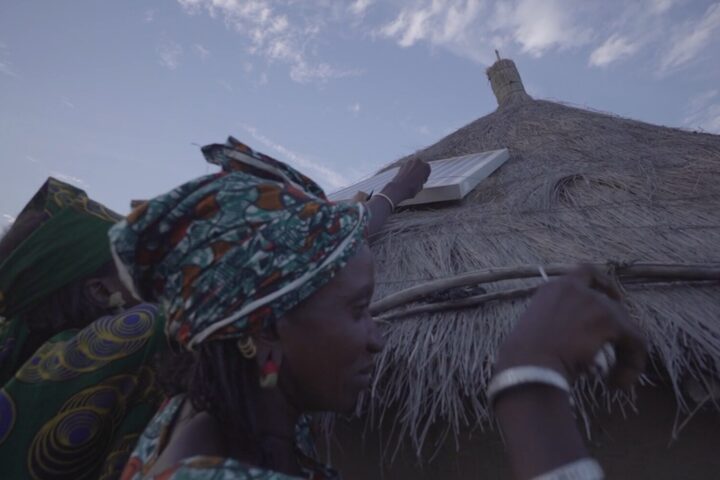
[{"x1": 340, "y1": 382, "x2": 371, "y2": 413}]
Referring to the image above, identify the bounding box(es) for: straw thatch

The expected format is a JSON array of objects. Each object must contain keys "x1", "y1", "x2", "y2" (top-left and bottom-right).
[{"x1": 359, "y1": 59, "x2": 720, "y2": 459}]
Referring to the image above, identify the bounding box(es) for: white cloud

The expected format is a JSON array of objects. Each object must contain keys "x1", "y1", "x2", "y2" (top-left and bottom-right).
[
  {"x1": 25, "y1": 155, "x2": 39, "y2": 164},
  {"x1": 259, "y1": 72, "x2": 269, "y2": 85},
  {"x1": 157, "y1": 40, "x2": 183, "y2": 70},
  {"x1": 683, "y1": 89, "x2": 720, "y2": 133},
  {"x1": 381, "y1": 0, "x2": 482, "y2": 49},
  {"x1": 2, "y1": 214, "x2": 15, "y2": 225},
  {"x1": 348, "y1": 102, "x2": 361, "y2": 115},
  {"x1": 0, "y1": 60, "x2": 18, "y2": 78},
  {"x1": 495, "y1": 0, "x2": 592, "y2": 57},
  {"x1": 51, "y1": 172, "x2": 88, "y2": 187},
  {"x1": 649, "y1": 0, "x2": 676, "y2": 14},
  {"x1": 144, "y1": 9, "x2": 156, "y2": 23},
  {"x1": 193, "y1": 43, "x2": 210, "y2": 59},
  {"x1": 290, "y1": 61, "x2": 362, "y2": 84},
  {"x1": 218, "y1": 79, "x2": 234, "y2": 92},
  {"x1": 660, "y1": 3, "x2": 720, "y2": 72},
  {"x1": 589, "y1": 34, "x2": 641, "y2": 67},
  {"x1": 172, "y1": 0, "x2": 717, "y2": 79},
  {"x1": 61, "y1": 97, "x2": 76, "y2": 109},
  {"x1": 349, "y1": 0, "x2": 374, "y2": 17},
  {"x1": 240, "y1": 123, "x2": 347, "y2": 189},
  {"x1": 374, "y1": 0, "x2": 715, "y2": 75},
  {"x1": 379, "y1": 0, "x2": 591, "y2": 63},
  {"x1": 176, "y1": 0, "x2": 362, "y2": 84},
  {"x1": 0, "y1": 42, "x2": 18, "y2": 77}
]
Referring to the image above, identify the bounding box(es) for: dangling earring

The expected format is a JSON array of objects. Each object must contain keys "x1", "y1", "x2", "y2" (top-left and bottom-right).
[
  {"x1": 108, "y1": 291, "x2": 126, "y2": 313},
  {"x1": 237, "y1": 337, "x2": 257, "y2": 359},
  {"x1": 260, "y1": 355, "x2": 279, "y2": 389}
]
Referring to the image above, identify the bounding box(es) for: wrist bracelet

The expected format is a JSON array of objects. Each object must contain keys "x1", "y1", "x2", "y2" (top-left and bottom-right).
[
  {"x1": 374, "y1": 192, "x2": 396, "y2": 212},
  {"x1": 487, "y1": 366, "x2": 571, "y2": 407},
  {"x1": 531, "y1": 458, "x2": 604, "y2": 480}
]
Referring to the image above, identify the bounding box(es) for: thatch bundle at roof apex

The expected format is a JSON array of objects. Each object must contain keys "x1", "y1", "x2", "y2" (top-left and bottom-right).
[{"x1": 363, "y1": 58, "x2": 720, "y2": 457}]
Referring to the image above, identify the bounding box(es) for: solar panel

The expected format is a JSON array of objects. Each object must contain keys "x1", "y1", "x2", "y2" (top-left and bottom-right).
[{"x1": 328, "y1": 148, "x2": 509, "y2": 206}]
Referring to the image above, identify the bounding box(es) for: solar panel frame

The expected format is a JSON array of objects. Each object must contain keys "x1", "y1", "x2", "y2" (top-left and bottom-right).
[{"x1": 328, "y1": 148, "x2": 509, "y2": 206}]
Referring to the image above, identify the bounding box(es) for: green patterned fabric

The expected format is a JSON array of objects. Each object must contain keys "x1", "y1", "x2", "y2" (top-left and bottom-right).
[
  {"x1": 120, "y1": 396, "x2": 337, "y2": 480},
  {"x1": 0, "y1": 177, "x2": 121, "y2": 319},
  {"x1": 0, "y1": 304, "x2": 166, "y2": 480},
  {"x1": 0, "y1": 178, "x2": 122, "y2": 385},
  {"x1": 109, "y1": 137, "x2": 368, "y2": 350}
]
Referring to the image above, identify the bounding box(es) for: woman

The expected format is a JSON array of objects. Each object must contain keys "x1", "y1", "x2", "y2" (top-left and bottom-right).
[
  {"x1": 0, "y1": 178, "x2": 165, "y2": 479},
  {"x1": 0, "y1": 178, "x2": 140, "y2": 381},
  {"x1": 113, "y1": 138, "x2": 646, "y2": 479}
]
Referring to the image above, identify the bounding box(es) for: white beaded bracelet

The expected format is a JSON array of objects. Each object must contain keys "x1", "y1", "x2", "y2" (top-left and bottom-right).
[
  {"x1": 487, "y1": 366, "x2": 571, "y2": 407},
  {"x1": 374, "y1": 192, "x2": 396, "y2": 212},
  {"x1": 531, "y1": 458, "x2": 604, "y2": 480}
]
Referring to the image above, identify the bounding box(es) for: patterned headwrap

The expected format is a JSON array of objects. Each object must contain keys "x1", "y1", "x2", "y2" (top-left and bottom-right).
[
  {"x1": 109, "y1": 137, "x2": 368, "y2": 350},
  {"x1": 0, "y1": 178, "x2": 121, "y2": 319}
]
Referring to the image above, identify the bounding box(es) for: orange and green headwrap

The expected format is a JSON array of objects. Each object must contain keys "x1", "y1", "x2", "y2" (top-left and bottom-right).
[
  {"x1": 109, "y1": 137, "x2": 368, "y2": 350},
  {"x1": 0, "y1": 178, "x2": 122, "y2": 319}
]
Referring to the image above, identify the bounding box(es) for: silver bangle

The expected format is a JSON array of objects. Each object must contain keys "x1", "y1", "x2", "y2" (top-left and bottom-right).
[
  {"x1": 532, "y1": 458, "x2": 604, "y2": 480},
  {"x1": 374, "y1": 192, "x2": 396, "y2": 212},
  {"x1": 487, "y1": 366, "x2": 570, "y2": 407}
]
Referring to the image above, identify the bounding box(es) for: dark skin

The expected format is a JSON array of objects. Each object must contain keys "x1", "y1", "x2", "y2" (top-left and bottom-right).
[
  {"x1": 147, "y1": 244, "x2": 383, "y2": 477},
  {"x1": 361, "y1": 158, "x2": 431, "y2": 237},
  {"x1": 494, "y1": 266, "x2": 647, "y2": 479}
]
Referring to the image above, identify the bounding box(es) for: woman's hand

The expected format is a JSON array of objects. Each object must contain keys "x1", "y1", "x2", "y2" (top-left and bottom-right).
[
  {"x1": 496, "y1": 266, "x2": 647, "y2": 387},
  {"x1": 493, "y1": 266, "x2": 648, "y2": 480},
  {"x1": 382, "y1": 158, "x2": 431, "y2": 205},
  {"x1": 364, "y1": 159, "x2": 430, "y2": 237}
]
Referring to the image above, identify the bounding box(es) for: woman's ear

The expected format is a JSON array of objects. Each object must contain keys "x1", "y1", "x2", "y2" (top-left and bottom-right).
[{"x1": 83, "y1": 277, "x2": 113, "y2": 309}]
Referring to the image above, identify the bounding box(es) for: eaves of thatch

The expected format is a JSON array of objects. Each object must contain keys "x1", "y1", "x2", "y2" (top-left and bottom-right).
[{"x1": 363, "y1": 58, "x2": 720, "y2": 457}]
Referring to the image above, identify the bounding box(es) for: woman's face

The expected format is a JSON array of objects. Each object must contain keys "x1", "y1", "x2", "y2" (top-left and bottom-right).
[{"x1": 276, "y1": 244, "x2": 385, "y2": 412}]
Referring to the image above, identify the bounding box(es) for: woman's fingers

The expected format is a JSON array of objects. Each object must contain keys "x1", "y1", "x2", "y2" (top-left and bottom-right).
[
  {"x1": 567, "y1": 264, "x2": 622, "y2": 301},
  {"x1": 609, "y1": 323, "x2": 648, "y2": 388},
  {"x1": 588, "y1": 289, "x2": 647, "y2": 388},
  {"x1": 394, "y1": 159, "x2": 431, "y2": 197}
]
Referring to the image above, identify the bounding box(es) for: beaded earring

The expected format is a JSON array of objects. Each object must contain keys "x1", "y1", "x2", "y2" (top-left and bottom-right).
[
  {"x1": 259, "y1": 358, "x2": 279, "y2": 389},
  {"x1": 237, "y1": 337, "x2": 257, "y2": 359}
]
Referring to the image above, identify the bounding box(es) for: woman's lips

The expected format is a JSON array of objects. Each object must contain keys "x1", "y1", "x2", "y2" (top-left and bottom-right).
[{"x1": 355, "y1": 365, "x2": 374, "y2": 388}]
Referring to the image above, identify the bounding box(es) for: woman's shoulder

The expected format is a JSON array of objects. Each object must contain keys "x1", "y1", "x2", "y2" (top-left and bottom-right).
[
  {"x1": 122, "y1": 396, "x2": 306, "y2": 480},
  {"x1": 124, "y1": 452, "x2": 305, "y2": 480},
  {"x1": 154, "y1": 456, "x2": 306, "y2": 479}
]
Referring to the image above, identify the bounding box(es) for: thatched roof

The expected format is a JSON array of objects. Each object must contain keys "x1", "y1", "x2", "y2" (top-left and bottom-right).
[{"x1": 362, "y1": 59, "x2": 720, "y2": 457}]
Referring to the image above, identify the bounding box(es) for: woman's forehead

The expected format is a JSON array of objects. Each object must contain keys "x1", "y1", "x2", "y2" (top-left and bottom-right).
[{"x1": 308, "y1": 247, "x2": 375, "y2": 306}]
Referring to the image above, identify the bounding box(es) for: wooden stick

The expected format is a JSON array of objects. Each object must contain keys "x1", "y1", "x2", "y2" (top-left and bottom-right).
[
  {"x1": 369, "y1": 263, "x2": 720, "y2": 315},
  {"x1": 376, "y1": 286, "x2": 537, "y2": 321}
]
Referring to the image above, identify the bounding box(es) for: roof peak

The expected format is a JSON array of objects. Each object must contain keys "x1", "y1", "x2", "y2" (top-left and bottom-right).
[{"x1": 486, "y1": 57, "x2": 531, "y2": 106}]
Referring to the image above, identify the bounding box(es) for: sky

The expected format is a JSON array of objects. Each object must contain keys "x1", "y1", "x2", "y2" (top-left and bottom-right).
[{"x1": 1, "y1": 0, "x2": 719, "y2": 227}]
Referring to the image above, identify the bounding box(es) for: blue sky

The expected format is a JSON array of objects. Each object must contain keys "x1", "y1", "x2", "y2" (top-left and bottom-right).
[{"x1": 1, "y1": 0, "x2": 719, "y2": 226}]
